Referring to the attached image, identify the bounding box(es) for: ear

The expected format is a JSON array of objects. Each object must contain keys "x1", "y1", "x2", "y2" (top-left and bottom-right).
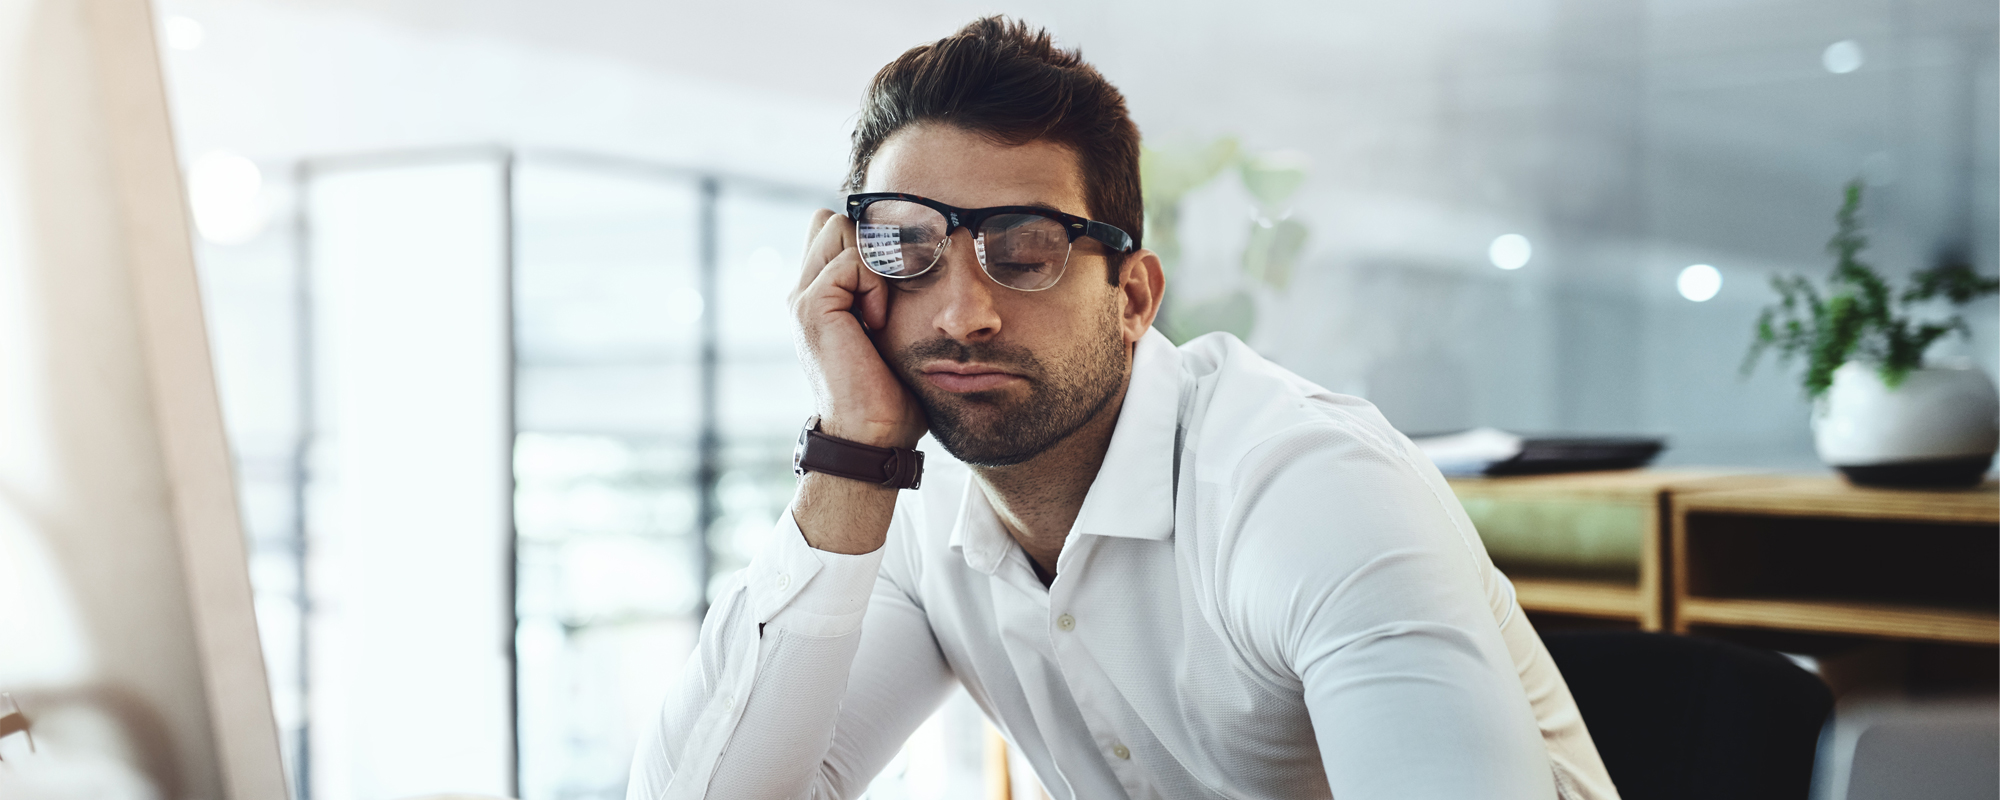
[{"x1": 1116, "y1": 249, "x2": 1166, "y2": 345}]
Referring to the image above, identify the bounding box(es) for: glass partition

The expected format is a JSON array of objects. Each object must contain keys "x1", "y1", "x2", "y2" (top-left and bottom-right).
[
  {"x1": 511, "y1": 161, "x2": 705, "y2": 799},
  {"x1": 196, "y1": 150, "x2": 986, "y2": 799},
  {"x1": 305, "y1": 161, "x2": 516, "y2": 799}
]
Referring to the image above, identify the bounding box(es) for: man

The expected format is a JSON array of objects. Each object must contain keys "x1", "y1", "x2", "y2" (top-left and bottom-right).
[{"x1": 630, "y1": 17, "x2": 1616, "y2": 800}]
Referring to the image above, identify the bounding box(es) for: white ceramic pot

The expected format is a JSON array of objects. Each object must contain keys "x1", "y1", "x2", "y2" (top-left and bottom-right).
[{"x1": 1812, "y1": 362, "x2": 1999, "y2": 487}]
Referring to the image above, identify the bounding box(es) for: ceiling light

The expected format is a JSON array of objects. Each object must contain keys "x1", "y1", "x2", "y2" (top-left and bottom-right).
[
  {"x1": 1823, "y1": 40, "x2": 1863, "y2": 74},
  {"x1": 1489, "y1": 234, "x2": 1531, "y2": 270},
  {"x1": 1678, "y1": 264, "x2": 1721, "y2": 302}
]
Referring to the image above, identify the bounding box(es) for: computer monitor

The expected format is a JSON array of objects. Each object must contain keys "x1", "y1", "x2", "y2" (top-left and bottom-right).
[{"x1": 0, "y1": 1, "x2": 287, "y2": 798}]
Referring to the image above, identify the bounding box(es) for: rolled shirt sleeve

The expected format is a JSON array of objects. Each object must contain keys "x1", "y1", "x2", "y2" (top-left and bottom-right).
[{"x1": 627, "y1": 506, "x2": 950, "y2": 800}]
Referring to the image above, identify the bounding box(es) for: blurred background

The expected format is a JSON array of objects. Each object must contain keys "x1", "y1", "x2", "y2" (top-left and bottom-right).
[{"x1": 151, "y1": 0, "x2": 1997, "y2": 798}]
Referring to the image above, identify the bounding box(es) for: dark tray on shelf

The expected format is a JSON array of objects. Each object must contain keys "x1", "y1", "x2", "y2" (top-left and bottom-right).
[{"x1": 1483, "y1": 437, "x2": 1666, "y2": 476}]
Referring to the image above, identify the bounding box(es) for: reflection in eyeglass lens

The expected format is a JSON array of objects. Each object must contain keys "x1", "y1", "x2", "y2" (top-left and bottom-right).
[{"x1": 857, "y1": 201, "x2": 947, "y2": 277}]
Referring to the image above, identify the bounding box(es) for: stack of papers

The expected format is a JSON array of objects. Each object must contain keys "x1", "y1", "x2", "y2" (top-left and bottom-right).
[{"x1": 1412, "y1": 428, "x2": 1525, "y2": 476}]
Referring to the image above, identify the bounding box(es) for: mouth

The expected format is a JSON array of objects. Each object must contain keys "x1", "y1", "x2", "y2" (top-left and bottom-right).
[{"x1": 920, "y1": 362, "x2": 1026, "y2": 394}]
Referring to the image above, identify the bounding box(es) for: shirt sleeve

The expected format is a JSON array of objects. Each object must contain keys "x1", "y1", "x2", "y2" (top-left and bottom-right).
[
  {"x1": 1223, "y1": 424, "x2": 1558, "y2": 800},
  {"x1": 626, "y1": 503, "x2": 956, "y2": 800}
]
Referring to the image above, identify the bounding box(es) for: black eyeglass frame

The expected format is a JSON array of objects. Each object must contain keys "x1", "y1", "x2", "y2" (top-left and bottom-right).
[{"x1": 845, "y1": 192, "x2": 1136, "y2": 285}]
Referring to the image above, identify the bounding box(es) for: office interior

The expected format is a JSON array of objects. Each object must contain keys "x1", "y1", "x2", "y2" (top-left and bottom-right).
[{"x1": 0, "y1": 0, "x2": 1996, "y2": 799}]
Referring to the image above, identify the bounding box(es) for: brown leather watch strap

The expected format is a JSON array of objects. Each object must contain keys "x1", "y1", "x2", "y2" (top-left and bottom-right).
[{"x1": 793, "y1": 415, "x2": 924, "y2": 489}]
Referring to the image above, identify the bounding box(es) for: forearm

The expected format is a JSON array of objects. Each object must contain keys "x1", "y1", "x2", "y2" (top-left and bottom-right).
[
  {"x1": 627, "y1": 514, "x2": 886, "y2": 800},
  {"x1": 791, "y1": 470, "x2": 899, "y2": 555},
  {"x1": 701, "y1": 617, "x2": 869, "y2": 798}
]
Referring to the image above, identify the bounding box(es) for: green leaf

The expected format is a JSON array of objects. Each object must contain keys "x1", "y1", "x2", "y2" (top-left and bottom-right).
[
  {"x1": 1242, "y1": 218, "x2": 1309, "y2": 290},
  {"x1": 1238, "y1": 150, "x2": 1310, "y2": 215},
  {"x1": 1141, "y1": 137, "x2": 1241, "y2": 281},
  {"x1": 1903, "y1": 261, "x2": 2000, "y2": 305},
  {"x1": 1140, "y1": 138, "x2": 1240, "y2": 207},
  {"x1": 1164, "y1": 290, "x2": 1256, "y2": 345}
]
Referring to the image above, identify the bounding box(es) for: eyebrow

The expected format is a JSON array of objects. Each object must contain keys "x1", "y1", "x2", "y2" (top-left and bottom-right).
[{"x1": 1008, "y1": 200, "x2": 1071, "y2": 215}]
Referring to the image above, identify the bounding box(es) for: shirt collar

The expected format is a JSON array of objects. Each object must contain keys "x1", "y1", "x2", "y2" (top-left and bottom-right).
[
  {"x1": 948, "y1": 476, "x2": 1012, "y2": 574},
  {"x1": 948, "y1": 327, "x2": 1184, "y2": 573},
  {"x1": 1070, "y1": 327, "x2": 1180, "y2": 542}
]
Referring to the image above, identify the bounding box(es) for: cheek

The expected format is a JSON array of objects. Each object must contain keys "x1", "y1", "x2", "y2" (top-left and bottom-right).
[
  {"x1": 1017, "y1": 294, "x2": 1114, "y2": 352},
  {"x1": 877, "y1": 291, "x2": 934, "y2": 349}
]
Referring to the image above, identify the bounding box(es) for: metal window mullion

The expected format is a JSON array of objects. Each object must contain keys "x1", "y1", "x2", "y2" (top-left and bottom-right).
[{"x1": 695, "y1": 177, "x2": 721, "y2": 620}]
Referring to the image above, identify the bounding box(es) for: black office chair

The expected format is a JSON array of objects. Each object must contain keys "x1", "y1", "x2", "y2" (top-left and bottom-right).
[{"x1": 1542, "y1": 631, "x2": 1834, "y2": 800}]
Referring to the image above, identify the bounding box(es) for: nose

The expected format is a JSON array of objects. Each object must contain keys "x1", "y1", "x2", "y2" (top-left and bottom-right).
[{"x1": 931, "y1": 229, "x2": 1002, "y2": 341}]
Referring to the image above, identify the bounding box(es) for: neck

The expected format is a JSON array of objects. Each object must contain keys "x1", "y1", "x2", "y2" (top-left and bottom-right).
[{"x1": 972, "y1": 367, "x2": 1132, "y2": 585}]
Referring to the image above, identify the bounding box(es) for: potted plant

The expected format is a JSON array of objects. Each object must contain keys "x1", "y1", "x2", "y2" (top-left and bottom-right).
[
  {"x1": 1744, "y1": 180, "x2": 2000, "y2": 487},
  {"x1": 1140, "y1": 137, "x2": 1310, "y2": 345}
]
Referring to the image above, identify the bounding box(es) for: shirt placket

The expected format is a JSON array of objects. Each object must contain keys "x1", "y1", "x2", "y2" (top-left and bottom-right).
[{"x1": 1044, "y1": 535, "x2": 1153, "y2": 799}]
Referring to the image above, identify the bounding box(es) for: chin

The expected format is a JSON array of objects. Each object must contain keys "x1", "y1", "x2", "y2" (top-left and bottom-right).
[
  {"x1": 918, "y1": 392, "x2": 1043, "y2": 466},
  {"x1": 934, "y1": 433, "x2": 1043, "y2": 468}
]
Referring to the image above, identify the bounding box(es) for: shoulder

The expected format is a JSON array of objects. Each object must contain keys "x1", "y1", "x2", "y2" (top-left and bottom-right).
[
  {"x1": 1176, "y1": 332, "x2": 1428, "y2": 492},
  {"x1": 1175, "y1": 335, "x2": 1496, "y2": 666}
]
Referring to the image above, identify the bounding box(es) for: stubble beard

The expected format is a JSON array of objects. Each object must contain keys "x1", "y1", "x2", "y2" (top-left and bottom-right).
[{"x1": 892, "y1": 312, "x2": 1128, "y2": 468}]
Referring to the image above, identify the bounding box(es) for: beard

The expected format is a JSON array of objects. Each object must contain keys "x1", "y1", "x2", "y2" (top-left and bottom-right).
[{"x1": 890, "y1": 312, "x2": 1128, "y2": 468}]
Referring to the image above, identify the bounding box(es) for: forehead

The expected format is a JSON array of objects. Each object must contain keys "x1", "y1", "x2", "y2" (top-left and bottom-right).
[{"x1": 862, "y1": 124, "x2": 1089, "y2": 215}]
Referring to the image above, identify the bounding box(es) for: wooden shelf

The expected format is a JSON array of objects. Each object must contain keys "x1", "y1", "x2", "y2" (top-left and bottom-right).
[
  {"x1": 1677, "y1": 476, "x2": 1998, "y2": 525},
  {"x1": 1449, "y1": 469, "x2": 1779, "y2": 631},
  {"x1": 1679, "y1": 597, "x2": 1999, "y2": 645},
  {"x1": 1449, "y1": 468, "x2": 1779, "y2": 503},
  {"x1": 1512, "y1": 576, "x2": 1643, "y2": 621},
  {"x1": 1672, "y1": 475, "x2": 1999, "y2": 651}
]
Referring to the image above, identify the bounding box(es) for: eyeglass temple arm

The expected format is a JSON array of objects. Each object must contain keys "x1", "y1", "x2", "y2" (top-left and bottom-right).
[{"x1": 1083, "y1": 220, "x2": 1135, "y2": 253}]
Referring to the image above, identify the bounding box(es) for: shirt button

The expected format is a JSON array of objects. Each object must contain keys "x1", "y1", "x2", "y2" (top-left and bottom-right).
[
  {"x1": 1056, "y1": 613, "x2": 1075, "y2": 631},
  {"x1": 776, "y1": 573, "x2": 791, "y2": 591},
  {"x1": 1112, "y1": 743, "x2": 1130, "y2": 760}
]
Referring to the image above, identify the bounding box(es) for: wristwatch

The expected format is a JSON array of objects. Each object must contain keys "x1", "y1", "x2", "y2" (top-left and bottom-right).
[{"x1": 793, "y1": 415, "x2": 924, "y2": 489}]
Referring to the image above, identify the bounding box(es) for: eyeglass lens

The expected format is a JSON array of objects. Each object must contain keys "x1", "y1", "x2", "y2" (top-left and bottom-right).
[{"x1": 856, "y1": 200, "x2": 1072, "y2": 291}]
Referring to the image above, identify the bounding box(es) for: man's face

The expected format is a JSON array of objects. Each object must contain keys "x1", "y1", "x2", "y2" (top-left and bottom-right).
[{"x1": 862, "y1": 124, "x2": 1153, "y2": 467}]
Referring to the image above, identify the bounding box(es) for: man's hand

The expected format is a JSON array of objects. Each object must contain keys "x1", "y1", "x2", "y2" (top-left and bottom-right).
[
  {"x1": 786, "y1": 210, "x2": 925, "y2": 555},
  {"x1": 789, "y1": 210, "x2": 926, "y2": 449}
]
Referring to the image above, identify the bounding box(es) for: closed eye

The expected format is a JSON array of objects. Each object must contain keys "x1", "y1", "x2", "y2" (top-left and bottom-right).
[{"x1": 890, "y1": 266, "x2": 944, "y2": 292}]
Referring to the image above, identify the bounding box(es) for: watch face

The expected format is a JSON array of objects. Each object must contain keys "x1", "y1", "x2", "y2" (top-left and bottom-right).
[{"x1": 794, "y1": 414, "x2": 819, "y2": 476}]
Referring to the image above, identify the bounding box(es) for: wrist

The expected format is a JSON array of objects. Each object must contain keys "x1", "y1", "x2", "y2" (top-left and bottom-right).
[
  {"x1": 795, "y1": 415, "x2": 925, "y2": 490},
  {"x1": 818, "y1": 415, "x2": 910, "y2": 449},
  {"x1": 793, "y1": 472, "x2": 896, "y2": 555}
]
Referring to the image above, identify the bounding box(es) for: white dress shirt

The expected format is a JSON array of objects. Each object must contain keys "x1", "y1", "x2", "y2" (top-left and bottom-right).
[{"x1": 629, "y1": 328, "x2": 1619, "y2": 800}]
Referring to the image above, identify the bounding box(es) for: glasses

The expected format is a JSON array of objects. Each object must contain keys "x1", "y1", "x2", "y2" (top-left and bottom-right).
[{"x1": 846, "y1": 193, "x2": 1135, "y2": 292}]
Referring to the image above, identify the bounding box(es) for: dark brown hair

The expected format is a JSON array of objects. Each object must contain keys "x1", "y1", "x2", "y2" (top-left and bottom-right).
[{"x1": 845, "y1": 16, "x2": 1142, "y2": 284}]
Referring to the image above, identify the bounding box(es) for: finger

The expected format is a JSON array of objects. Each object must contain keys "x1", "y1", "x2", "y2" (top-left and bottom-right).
[
  {"x1": 803, "y1": 208, "x2": 835, "y2": 251},
  {"x1": 795, "y1": 209, "x2": 838, "y2": 294},
  {"x1": 801, "y1": 246, "x2": 889, "y2": 330},
  {"x1": 837, "y1": 249, "x2": 893, "y2": 331},
  {"x1": 796, "y1": 212, "x2": 857, "y2": 294}
]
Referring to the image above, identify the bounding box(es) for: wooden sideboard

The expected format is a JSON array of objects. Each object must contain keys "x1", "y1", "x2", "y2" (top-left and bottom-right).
[
  {"x1": 1670, "y1": 476, "x2": 1999, "y2": 645},
  {"x1": 1448, "y1": 470, "x2": 1775, "y2": 630},
  {"x1": 1452, "y1": 471, "x2": 1999, "y2": 653}
]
